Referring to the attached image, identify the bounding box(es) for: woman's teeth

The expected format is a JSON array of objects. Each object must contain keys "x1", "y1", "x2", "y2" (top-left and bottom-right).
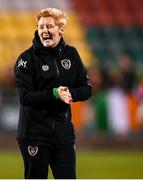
[{"x1": 43, "y1": 34, "x2": 52, "y2": 40}]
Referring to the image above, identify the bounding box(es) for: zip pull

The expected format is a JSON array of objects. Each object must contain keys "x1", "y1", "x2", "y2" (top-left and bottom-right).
[{"x1": 54, "y1": 58, "x2": 60, "y2": 77}]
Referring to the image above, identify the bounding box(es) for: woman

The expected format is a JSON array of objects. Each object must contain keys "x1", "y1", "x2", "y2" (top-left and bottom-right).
[{"x1": 14, "y1": 8, "x2": 92, "y2": 179}]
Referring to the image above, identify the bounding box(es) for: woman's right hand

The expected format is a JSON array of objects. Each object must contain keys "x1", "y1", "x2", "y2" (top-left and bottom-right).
[{"x1": 58, "y1": 86, "x2": 73, "y2": 104}]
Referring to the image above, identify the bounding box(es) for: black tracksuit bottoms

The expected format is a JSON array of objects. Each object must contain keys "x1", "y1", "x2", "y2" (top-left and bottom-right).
[{"x1": 19, "y1": 143, "x2": 76, "y2": 179}]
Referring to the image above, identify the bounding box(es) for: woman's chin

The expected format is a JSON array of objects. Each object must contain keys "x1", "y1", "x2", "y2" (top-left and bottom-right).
[{"x1": 43, "y1": 40, "x2": 53, "y2": 47}]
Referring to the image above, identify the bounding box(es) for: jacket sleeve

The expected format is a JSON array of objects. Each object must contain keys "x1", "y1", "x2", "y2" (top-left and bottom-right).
[
  {"x1": 14, "y1": 53, "x2": 54, "y2": 107},
  {"x1": 69, "y1": 48, "x2": 92, "y2": 102}
]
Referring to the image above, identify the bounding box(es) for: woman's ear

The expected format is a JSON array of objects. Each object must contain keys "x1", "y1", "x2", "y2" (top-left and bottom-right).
[{"x1": 59, "y1": 27, "x2": 64, "y2": 35}]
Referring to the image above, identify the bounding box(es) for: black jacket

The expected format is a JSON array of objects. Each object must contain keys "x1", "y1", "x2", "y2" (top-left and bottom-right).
[{"x1": 14, "y1": 31, "x2": 92, "y2": 146}]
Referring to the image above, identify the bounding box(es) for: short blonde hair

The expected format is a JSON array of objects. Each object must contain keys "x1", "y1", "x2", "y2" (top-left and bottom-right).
[{"x1": 36, "y1": 8, "x2": 68, "y2": 29}]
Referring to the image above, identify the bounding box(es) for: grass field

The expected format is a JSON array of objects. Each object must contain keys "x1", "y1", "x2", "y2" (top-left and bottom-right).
[{"x1": 0, "y1": 148, "x2": 143, "y2": 179}]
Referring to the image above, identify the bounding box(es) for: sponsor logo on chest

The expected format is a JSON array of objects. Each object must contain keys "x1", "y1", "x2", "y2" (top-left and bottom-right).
[{"x1": 18, "y1": 59, "x2": 27, "y2": 68}]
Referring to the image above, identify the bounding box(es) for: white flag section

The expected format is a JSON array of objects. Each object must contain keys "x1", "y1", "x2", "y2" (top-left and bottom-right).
[{"x1": 107, "y1": 88, "x2": 129, "y2": 136}]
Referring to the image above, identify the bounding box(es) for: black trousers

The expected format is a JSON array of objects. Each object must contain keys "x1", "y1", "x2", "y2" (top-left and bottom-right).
[{"x1": 19, "y1": 143, "x2": 76, "y2": 179}]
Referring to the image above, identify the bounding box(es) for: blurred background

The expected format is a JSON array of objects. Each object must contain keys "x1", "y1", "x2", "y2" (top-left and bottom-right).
[{"x1": 0, "y1": 0, "x2": 143, "y2": 178}]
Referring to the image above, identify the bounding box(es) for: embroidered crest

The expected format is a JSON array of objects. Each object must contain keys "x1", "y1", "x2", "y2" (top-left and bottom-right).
[
  {"x1": 61, "y1": 59, "x2": 71, "y2": 69},
  {"x1": 18, "y1": 59, "x2": 27, "y2": 68},
  {"x1": 28, "y1": 146, "x2": 38, "y2": 156},
  {"x1": 42, "y1": 65, "x2": 49, "y2": 71}
]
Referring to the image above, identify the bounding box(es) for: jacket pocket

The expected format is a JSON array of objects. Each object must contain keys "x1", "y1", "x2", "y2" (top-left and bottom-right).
[{"x1": 26, "y1": 107, "x2": 47, "y2": 123}]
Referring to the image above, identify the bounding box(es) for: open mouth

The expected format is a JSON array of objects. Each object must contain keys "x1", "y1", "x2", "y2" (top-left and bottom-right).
[{"x1": 43, "y1": 34, "x2": 52, "y2": 41}]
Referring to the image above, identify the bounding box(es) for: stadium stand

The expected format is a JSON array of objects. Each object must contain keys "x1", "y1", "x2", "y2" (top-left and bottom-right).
[
  {"x1": 71, "y1": 0, "x2": 143, "y2": 136},
  {"x1": 72, "y1": 0, "x2": 143, "y2": 64}
]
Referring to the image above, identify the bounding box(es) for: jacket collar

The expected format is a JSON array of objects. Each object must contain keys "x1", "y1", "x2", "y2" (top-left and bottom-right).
[{"x1": 32, "y1": 30, "x2": 66, "y2": 57}]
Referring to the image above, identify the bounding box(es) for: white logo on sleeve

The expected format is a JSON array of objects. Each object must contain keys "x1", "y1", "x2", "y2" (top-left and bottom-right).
[
  {"x1": 18, "y1": 59, "x2": 27, "y2": 68},
  {"x1": 28, "y1": 146, "x2": 38, "y2": 156},
  {"x1": 61, "y1": 59, "x2": 71, "y2": 69}
]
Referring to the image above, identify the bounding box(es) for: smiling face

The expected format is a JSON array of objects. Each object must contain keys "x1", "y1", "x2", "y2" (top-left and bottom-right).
[{"x1": 37, "y1": 16, "x2": 62, "y2": 47}]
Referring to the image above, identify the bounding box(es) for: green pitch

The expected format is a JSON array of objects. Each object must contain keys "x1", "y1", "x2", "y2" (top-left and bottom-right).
[{"x1": 0, "y1": 148, "x2": 143, "y2": 179}]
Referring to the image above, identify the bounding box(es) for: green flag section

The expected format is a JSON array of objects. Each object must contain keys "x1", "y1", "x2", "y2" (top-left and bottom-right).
[{"x1": 92, "y1": 91, "x2": 109, "y2": 133}]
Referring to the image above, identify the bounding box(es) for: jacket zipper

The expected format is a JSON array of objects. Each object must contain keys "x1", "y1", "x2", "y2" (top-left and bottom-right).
[
  {"x1": 54, "y1": 58, "x2": 60, "y2": 77},
  {"x1": 52, "y1": 119, "x2": 55, "y2": 143},
  {"x1": 65, "y1": 109, "x2": 68, "y2": 119},
  {"x1": 52, "y1": 58, "x2": 60, "y2": 142},
  {"x1": 65, "y1": 108, "x2": 70, "y2": 123}
]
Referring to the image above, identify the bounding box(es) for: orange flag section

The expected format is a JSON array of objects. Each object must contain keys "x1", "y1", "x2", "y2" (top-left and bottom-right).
[
  {"x1": 71, "y1": 102, "x2": 89, "y2": 131},
  {"x1": 127, "y1": 93, "x2": 139, "y2": 132}
]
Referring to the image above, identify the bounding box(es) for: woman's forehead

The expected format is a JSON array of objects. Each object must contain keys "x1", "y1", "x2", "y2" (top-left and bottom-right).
[{"x1": 38, "y1": 16, "x2": 55, "y2": 25}]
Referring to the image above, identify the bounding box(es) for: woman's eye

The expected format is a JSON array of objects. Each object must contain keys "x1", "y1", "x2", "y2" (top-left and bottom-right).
[
  {"x1": 47, "y1": 25, "x2": 54, "y2": 29},
  {"x1": 39, "y1": 26, "x2": 44, "y2": 30}
]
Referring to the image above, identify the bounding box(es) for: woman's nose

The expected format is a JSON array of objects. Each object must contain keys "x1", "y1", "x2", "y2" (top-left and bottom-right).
[{"x1": 43, "y1": 26, "x2": 49, "y2": 32}]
